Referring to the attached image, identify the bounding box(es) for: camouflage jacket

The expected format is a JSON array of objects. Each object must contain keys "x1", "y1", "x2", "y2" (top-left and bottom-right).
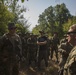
[
  {"x1": 0, "y1": 33, "x2": 22, "y2": 62},
  {"x1": 51, "y1": 36, "x2": 60, "y2": 47},
  {"x1": 63, "y1": 46, "x2": 76, "y2": 75},
  {"x1": 58, "y1": 42, "x2": 73, "y2": 59}
]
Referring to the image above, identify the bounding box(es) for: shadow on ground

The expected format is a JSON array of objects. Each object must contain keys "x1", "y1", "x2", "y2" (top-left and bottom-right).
[{"x1": 19, "y1": 59, "x2": 59, "y2": 75}]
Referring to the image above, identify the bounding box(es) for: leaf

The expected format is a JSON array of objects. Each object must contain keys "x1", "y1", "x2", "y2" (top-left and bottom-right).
[{"x1": 21, "y1": 0, "x2": 24, "y2": 3}]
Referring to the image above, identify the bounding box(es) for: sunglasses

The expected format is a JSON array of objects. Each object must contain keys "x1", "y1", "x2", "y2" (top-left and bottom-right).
[
  {"x1": 9, "y1": 27, "x2": 17, "y2": 30},
  {"x1": 67, "y1": 32, "x2": 76, "y2": 34}
]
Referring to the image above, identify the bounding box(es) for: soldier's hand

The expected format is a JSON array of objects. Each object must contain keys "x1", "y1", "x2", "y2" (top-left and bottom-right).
[{"x1": 62, "y1": 50, "x2": 66, "y2": 53}]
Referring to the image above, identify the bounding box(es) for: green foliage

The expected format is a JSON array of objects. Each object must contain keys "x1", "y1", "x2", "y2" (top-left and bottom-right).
[
  {"x1": 0, "y1": 3, "x2": 14, "y2": 35},
  {"x1": 32, "y1": 25, "x2": 41, "y2": 35},
  {"x1": 63, "y1": 16, "x2": 76, "y2": 33},
  {"x1": 0, "y1": 0, "x2": 26, "y2": 3},
  {"x1": 21, "y1": 0, "x2": 25, "y2": 2},
  {"x1": 0, "y1": 0, "x2": 30, "y2": 35},
  {"x1": 32, "y1": 3, "x2": 72, "y2": 38},
  {"x1": 16, "y1": 20, "x2": 30, "y2": 34},
  {"x1": 8, "y1": 0, "x2": 30, "y2": 33}
]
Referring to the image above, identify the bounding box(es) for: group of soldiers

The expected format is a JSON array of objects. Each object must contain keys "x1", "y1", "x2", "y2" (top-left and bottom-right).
[
  {"x1": 0, "y1": 22, "x2": 76, "y2": 75},
  {"x1": 20, "y1": 33, "x2": 38, "y2": 66}
]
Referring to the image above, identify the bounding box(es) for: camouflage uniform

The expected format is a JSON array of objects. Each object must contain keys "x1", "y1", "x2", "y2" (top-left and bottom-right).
[
  {"x1": 19, "y1": 34, "x2": 27, "y2": 58},
  {"x1": 23, "y1": 33, "x2": 30, "y2": 59},
  {"x1": 63, "y1": 46, "x2": 76, "y2": 75},
  {"x1": 0, "y1": 24, "x2": 22, "y2": 75},
  {"x1": 62, "y1": 24, "x2": 76, "y2": 75},
  {"x1": 58, "y1": 42, "x2": 74, "y2": 75},
  {"x1": 51, "y1": 36, "x2": 60, "y2": 62},
  {"x1": 60, "y1": 34, "x2": 68, "y2": 44},
  {"x1": 60, "y1": 38, "x2": 68, "y2": 44},
  {"x1": 27, "y1": 35, "x2": 37, "y2": 66},
  {"x1": 47, "y1": 38, "x2": 51, "y2": 60}
]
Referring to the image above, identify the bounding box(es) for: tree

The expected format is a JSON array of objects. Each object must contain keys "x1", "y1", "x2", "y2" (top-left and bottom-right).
[
  {"x1": 38, "y1": 6, "x2": 55, "y2": 35},
  {"x1": 32, "y1": 25, "x2": 41, "y2": 35},
  {"x1": 54, "y1": 3, "x2": 71, "y2": 36},
  {"x1": 33, "y1": 3, "x2": 72, "y2": 38},
  {"x1": 0, "y1": 3, "x2": 14, "y2": 35},
  {"x1": 0, "y1": 0, "x2": 28, "y2": 4},
  {"x1": 16, "y1": 20, "x2": 30, "y2": 34},
  {"x1": 0, "y1": 0, "x2": 30, "y2": 35},
  {"x1": 5, "y1": 0, "x2": 30, "y2": 34},
  {"x1": 63, "y1": 16, "x2": 76, "y2": 33}
]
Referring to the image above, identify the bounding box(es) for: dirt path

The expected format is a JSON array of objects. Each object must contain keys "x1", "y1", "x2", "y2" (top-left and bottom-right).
[{"x1": 19, "y1": 59, "x2": 59, "y2": 75}]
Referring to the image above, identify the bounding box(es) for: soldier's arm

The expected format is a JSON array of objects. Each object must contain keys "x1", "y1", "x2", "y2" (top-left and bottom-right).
[
  {"x1": 16, "y1": 35, "x2": 22, "y2": 58},
  {"x1": 0, "y1": 34, "x2": 7, "y2": 50},
  {"x1": 58, "y1": 43, "x2": 67, "y2": 53},
  {"x1": 37, "y1": 41, "x2": 47, "y2": 45}
]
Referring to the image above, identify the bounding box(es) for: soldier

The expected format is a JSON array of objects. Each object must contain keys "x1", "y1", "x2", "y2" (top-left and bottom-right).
[
  {"x1": 50, "y1": 32, "x2": 60, "y2": 62},
  {"x1": 63, "y1": 24, "x2": 76, "y2": 75},
  {"x1": 23, "y1": 32, "x2": 30, "y2": 59},
  {"x1": 58, "y1": 38, "x2": 73, "y2": 75},
  {"x1": 37, "y1": 30, "x2": 48, "y2": 70},
  {"x1": 58, "y1": 24, "x2": 76, "y2": 75},
  {"x1": 46, "y1": 36, "x2": 51, "y2": 60},
  {"x1": 63, "y1": 46, "x2": 76, "y2": 75},
  {"x1": 27, "y1": 34, "x2": 37, "y2": 66},
  {"x1": 0, "y1": 22, "x2": 22, "y2": 75}
]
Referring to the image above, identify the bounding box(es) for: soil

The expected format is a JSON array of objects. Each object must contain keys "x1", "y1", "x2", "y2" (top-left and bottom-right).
[{"x1": 19, "y1": 58, "x2": 59, "y2": 75}]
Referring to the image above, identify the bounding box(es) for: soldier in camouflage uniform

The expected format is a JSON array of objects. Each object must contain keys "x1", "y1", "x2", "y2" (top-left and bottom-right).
[
  {"x1": 63, "y1": 24, "x2": 76, "y2": 75},
  {"x1": 46, "y1": 37, "x2": 51, "y2": 60},
  {"x1": 58, "y1": 39, "x2": 74, "y2": 75},
  {"x1": 51, "y1": 32, "x2": 60, "y2": 62},
  {"x1": 0, "y1": 22, "x2": 22, "y2": 75},
  {"x1": 63, "y1": 46, "x2": 76, "y2": 75},
  {"x1": 23, "y1": 33, "x2": 29, "y2": 59},
  {"x1": 27, "y1": 34, "x2": 37, "y2": 66}
]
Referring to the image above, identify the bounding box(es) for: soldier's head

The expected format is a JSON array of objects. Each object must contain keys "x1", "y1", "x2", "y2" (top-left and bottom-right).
[
  {"x1": 53, "y1": 32, "x2": 58, "y2": 37},
  {"x1": 30, "y1": 33, "x2": 34, "y2": 38},
  {"x1": 8, "y1": 22, "x2": 17, "y2": 34},
  {"x1": 67, "y1": 24, "x2": 76, "y2": 44},
  {"x1": 39, "y1": 30, "x2": 45, "y2": 36}
]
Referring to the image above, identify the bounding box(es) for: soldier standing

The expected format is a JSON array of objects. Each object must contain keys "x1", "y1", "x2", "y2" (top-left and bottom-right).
[
  {"x1": 23, "y1": 33, "x2": 30, "y2": 59},
  {"x1": 27, "y1": 34, "x2": 37, "y2": 66},
  {"x1": 37, "y1": 30, "x2": 48, "y2": 70},
  {"x1": 63, "y1": 24, "x2": 76, "y2": 75},
  {"x1": 51, "y1": 32, "x2": 60, "y2": 62},
  {"x1": 58, "y1": 38, "x2": 74, "y2": 75},
  {"x1": 0, "y1": 22, "x2": 22, "y2": 75}
]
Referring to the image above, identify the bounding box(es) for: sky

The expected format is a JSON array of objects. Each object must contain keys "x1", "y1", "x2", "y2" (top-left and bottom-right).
[{"x1": 19, "y1": 0, "x2": 76, "y2": 31}]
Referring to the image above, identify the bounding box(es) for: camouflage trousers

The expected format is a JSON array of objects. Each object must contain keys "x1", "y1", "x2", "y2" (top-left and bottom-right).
[
  {"x1": 51, "y1": 46, "x2": 58, "y2": 61},
  {"x1": 0, "y1": 58, "x2": 20, "y2": 75}
]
